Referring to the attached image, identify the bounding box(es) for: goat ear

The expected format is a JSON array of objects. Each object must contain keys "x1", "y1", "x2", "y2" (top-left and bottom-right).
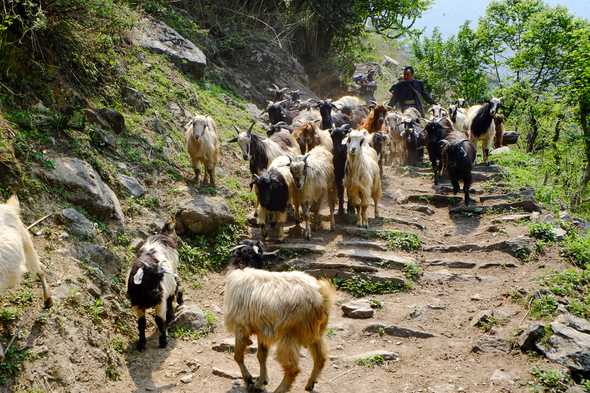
[
  {"x1": 341, "y1": 137, "x2": 349, "y2": 145},
  {"x1": 133, "y1": 268, "x2": 144, "y2": 285},
  {"x1": 6, "y1": 194, "x2": 19, "y2": 209},
  {"x1": 161, "y1": 218, "x2": 176, "y2": 236}
]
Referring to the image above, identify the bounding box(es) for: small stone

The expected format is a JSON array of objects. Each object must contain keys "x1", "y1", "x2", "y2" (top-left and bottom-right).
[
  {"x1": 364, "y1": 323, "x2": 435, "y2": 338},
  {"x1": 185, "y1": 360, "x2": 200, "y2": 371},
  {"x1": 490, "y1": 369, "x2": 515, "y2": 385},
  {"x1": 118, "y1": 174, "x2": 146, "y2": 198},
  {"x1": 60, "y1": 208, "x2": 97, "y2": 239},
  {"x1": 518, "y1": 323, "x2": 545, "y2": 351},
  {"x1": 180, "y1": 374, "x2": 193, "y2": 384},
  {"x1": 212, "y1": 368, "x2": 241, "y2": 380},
  {"x1": 472, "y1": 336, "x2": 512, "y2": 353},
  {"x1": 170, "y1": 304, "x2": 211, "y2": 332},
  {"x1": 342, "y1": 300, "x2": 374, "y2": 319},
  {"x1": 470, "y1": 294, "x2": 483, "y2": 301},
  {"x1": 212, "y1": 337, "x2": 257, "y2": 354}
]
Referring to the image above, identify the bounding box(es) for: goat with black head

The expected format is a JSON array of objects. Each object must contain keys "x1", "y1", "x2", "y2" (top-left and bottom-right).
[
  {"x1": 441, "y1": 135, "x2": 477, "y2": 205},
  {"x1": 267, "y1": 100, "x2": 291, "y2": 125},
  {"x1": 330, "y1": 124, "x2": 352, "y2": 214},
  {"x1": 127, "y1": 220, "x2": 183, "y2": 351},
  {"x1": 227, "y1": 239, "x2": 278, "y2": 270},
  {"x1": 466, "y1": 97, "x2": 502, "y2": 164},
  {"x1": 400, "y1": 118, "x2": 423, "y2": 166},
  {"x1": 424, "y1": 117, "x2": 454, "y2": 185}
]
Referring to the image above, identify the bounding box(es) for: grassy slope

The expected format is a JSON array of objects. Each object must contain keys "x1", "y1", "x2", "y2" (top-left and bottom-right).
[{"x1": 0, "y1": 4, "x2": 267, "y2": 389}]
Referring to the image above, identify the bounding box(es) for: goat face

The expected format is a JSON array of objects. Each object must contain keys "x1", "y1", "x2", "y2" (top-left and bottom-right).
[
  {"x1": 319, "y1": 100, "x2": 334, "y2": 120},
  {"x1": 267, "y1": 101, "x2": 288, "y2": 124},
  {"x1": 237, "y1": 132, "x2": 252, "y2": 160},
  {"x1": 289, "y1": 156, "x2": 307, "y2": 190},
  {"x1": 252, "y1": 170, "x2": 289, "y2": 212},
  {"x1": 229, "y1": 239, "x2": 265, "y2": 269},
  {"x1": 371, "y1": 131, "x2": 387, "y2": 153},
  {"x1": 429, "y1": 105, "x2": 447, "y2": 119},
  {"x1": 344, "y1": 130, "x2": 368, "y2": 157},
  {"x1": 330, "y1": 125, "x2": 352, "y2": 153},
  {"x1": 425, "y1": 120, "x2": 446, "y2": 144},
  {"x1": 489, "y1": 97, "x2": 502, "y2": 116},
  {"x1": 456, "y1": 98, "x2": 466, "y2": 108},
  {"x1": 375, "y1": 105, "x2": 388, "y2": 124}
]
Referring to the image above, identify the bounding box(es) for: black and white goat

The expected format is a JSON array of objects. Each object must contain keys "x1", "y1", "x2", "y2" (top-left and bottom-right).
[
  {"x1": 229, "y1": 122, "x2": 301, "y2": 176},
  {"x1": 267, "y1": 100, "x2": 293, "y2": 125},
  {"x1": 466, "y1": 97, "x2": 501, "y2": 164},
  {"x1": 317, "y1": 99, "x2": 350, "y2": 130},
  {"x1": 127, "y1": 221, "x2": 183, "y2": 351}
]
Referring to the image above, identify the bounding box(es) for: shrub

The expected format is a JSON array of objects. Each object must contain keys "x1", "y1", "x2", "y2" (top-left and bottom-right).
[{"x1": 529, "y1": 223, "x2": 556, "y2": 242}]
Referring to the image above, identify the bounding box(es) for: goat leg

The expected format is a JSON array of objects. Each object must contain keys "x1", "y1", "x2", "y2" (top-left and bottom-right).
[
  {"x1": 165, "y1": 296, "x2": 175, "y2": 323},
  {"x1": 302, "y1": 204, "x2": 312, "y2": 240},
  {"x1": 207, "y1": 164, "x2": 216, "y2": 187},
  {"x1": 451, "y1": 178, "x2": 460, "y2": 195},
  {"x1": 337, "y1": 183, "x2": 345, "y2": 215},
  {"x1": 234, "y1": 330, "x2": 255, "y2": 386},
  {"x1": 193, "y1": 166, "x2": 201, "y2": 184},
  {"x1": 255, "y1": 341, "x2": 270, "y2": 389},
  {"x1": 464, "y1": 173, "x2": 473, "y2": 206},
  {"x1": 274, "y1": 338, "x2": 300, "y2": 393},
  {"x1": 175, "y1": 277, "x2": 184, "y2": 306},
  {"x1": 305, "y1": 339, "x2": 327, "y2": 392},
  {"x1": 134, "y1": 308, "x2": 147, "y2": 351},
  {"x1": 155, "y1": 302, "x2": 168, "y2": 348}
]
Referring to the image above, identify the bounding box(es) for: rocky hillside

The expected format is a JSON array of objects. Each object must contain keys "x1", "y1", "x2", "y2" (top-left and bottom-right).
[{"x1": 0, "y1": 3, "x2": 589, "y2": 393}]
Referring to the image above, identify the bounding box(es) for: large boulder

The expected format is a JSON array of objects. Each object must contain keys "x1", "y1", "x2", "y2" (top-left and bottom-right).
[
  {"x1": 170, "y1": 304, "x2": 210, "y2": 332},
  {"x1": 537, "y1": 314, "x2": 590, "y2": 375},
  {"x1": 73, "y1": 242, "x2": 120, "y2": 277},
  {"x1": 38, "y1": 157, "x2": 124, "y2": 224},
  {"x1": 175, "y1": 195, "x2": 234, "y2": 235},
  {"x1": 131, "y1": 17, "x2": 207, "y2": 79},
  {"x1": 85, "y1": 108, "x2": 125, "y2": 134}
]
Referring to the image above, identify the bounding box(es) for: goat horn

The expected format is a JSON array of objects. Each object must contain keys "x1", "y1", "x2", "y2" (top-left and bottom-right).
[
  {"x1": 247, "y1": 121, "x2": 255, "y2": 134},
  {"x1": 233, "y1": 125, "x2": 241, "y2": 135},
  {"x1": 229, "y1": 244, "x2": 248, "y2": 253},
  {"x1": 273, "y1": 83, "x2": 280, "y2": 90},
  {"x1": 263, "y1": 250, "x2": 280, "y2": 257}
]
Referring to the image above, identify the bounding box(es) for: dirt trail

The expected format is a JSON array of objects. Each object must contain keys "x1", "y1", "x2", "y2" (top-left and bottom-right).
[{"x1": 111, "y1": 163, "x2": 563, "y2": 393}]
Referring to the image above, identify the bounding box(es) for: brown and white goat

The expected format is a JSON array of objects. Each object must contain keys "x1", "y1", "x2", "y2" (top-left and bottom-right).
[
  {"x1": 224, "y1": 240, "x2": 334, "y2": 393},
  {"x1": 185, "y1": 115, "x2": 220, "y2": 186},
  {"x1": 292, "y1": 122, "x2": 333, "y2": 154}
]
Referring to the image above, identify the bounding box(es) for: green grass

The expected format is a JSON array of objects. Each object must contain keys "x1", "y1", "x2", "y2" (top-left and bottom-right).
[
  {"x1": 360, "y1": 229, "x2": 422, "y2": 252},
  {"x1": 355, "y1": 354, "x2": 385, "y2": 368},
  {"x1": 84, "y1": 298, "x2": 105, "y2": 325},
  {"x1": 562, "y1": 230, "x2": 590, "y2": 268},
  {"x1": 529, "y1": 367, "x2": 571, "y2": 393},
  {"x1": 476, "y1": 315, "x2": 498, "y2": 333},
  {"x1": 334, "y1": 276, "x2": 408, "y2": 297}
]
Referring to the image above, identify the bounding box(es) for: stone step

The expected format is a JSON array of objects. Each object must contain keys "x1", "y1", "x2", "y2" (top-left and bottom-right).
[
  {"x1": 335, "y1": 249, "x2": 416, "y2": 270},
  {"x1": 266, "y1": 242, "x2": 327, "y2": 255},
  {"x1": 404, "y1": 194, "x2": 463, "y2": 207},
  {"x1": 364, "y1": 323, "x2": 436, "y2": 338},
  {"x1": 337, "y1": 240, "x2": 388, "y2": 251},
  {"x1": 450, "y1": 199, "x2": 541, "y2": 215},
  {"x1": 491, "y1": 213, "x2": 533, "y2": 224},
  {"x1": 406, "y1": 204, "x2": 436, "y2": 215},
  {"x1": 274, "y1": 258, "x2": 379, "y2": 274},
  {"x1": 480, "y1": 193, "x2": 520, "y2": 202},
  {"x1": 423, "y1": 236, "x2": 533, "y2": 259},
  {"x1": 427, "y1": 259, "x2": 519, "y2": 269}
]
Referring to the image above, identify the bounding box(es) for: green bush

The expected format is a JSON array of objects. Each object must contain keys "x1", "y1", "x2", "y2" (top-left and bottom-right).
[
  {"x1": 530, "y1": 367, "x2": 570, "y2": 393},
  {"x1": 530, "y1": 294, "x2": 559, "y2": 319},
  {"x1": 529, "y1": 223, "x2": 557, "y2": 242},
  {"x1": 562, "y1": 231, "x2": 590, "y2": 268}
]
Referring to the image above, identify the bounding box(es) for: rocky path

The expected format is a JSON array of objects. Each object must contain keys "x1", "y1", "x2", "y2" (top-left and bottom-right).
[{"x1": 112, "y1": 163, "x2": 567, "y2": 393}]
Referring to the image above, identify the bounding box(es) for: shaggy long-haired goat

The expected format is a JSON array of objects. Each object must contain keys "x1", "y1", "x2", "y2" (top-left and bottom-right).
[
  {"x1": 292, "y1": 122, "x2": 333, "y2": 154},
  {"x1": 127, "y1": 220, "x2": 183, "y2": 351},
  {"x1": 0, "y1": 195, "x2": 52, "y2": 360},
  {"x1": 224, "y1": 240, "x2": 335, "y2": 393},
  {"x1": 185, "y1": 114, "x2": 220, "y2": 186},
  {"x1": 288, "y1": 146, "x2": 336, "y2": 240},
  {"x1": 360, "y1": 104, "x2": 388, "y2": 133},
  {"x1": 343, "y1": 130, "x2": 382, "y2": 227}
]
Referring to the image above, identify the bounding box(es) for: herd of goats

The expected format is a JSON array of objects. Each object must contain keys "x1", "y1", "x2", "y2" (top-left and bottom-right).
[{"x1": 0, "y1": 86, "x2": 508, "y2": 393}]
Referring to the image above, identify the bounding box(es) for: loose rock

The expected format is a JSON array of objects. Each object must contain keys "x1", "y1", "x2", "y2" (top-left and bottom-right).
[
  {"x1": 170, "y1": 304, "x2": 210, "y2": 332},
  {"x1": 472, "y1": 336, "x2": 512, "y2": 353},
  {"x1": 212, "y1": 337, "x2": 257, "y2": 354},
  {"x1": 364, "y1": 323, "x2": 435, "y2": 338},
  {"x1": 518, "y1": 323, "x2": 545, "y2": 351},
  {"x1": 490, "y1": 369, "x2": 515, "y2": 385},
  {"x1": 342, "y1": 300, "x2": 374, "y2": 319},
  {"x1": 175, "y1": 195, "x2": 234, "y2": 235},
  {"x1": 122, "y1": 86, "x2": 150, "y2": 113}
]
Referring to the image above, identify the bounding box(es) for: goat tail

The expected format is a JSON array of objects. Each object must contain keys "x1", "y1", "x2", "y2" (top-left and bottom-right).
[{"x1": 318, "y1": 279, "x2": 335, "y2": 316}]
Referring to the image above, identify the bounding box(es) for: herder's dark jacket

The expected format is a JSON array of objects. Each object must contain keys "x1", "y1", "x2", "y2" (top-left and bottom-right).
[{"x1": 389, "y1": 79, "x2": 435, "y2": 115}]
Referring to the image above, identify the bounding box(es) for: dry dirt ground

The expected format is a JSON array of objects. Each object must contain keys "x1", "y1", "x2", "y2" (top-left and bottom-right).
[{"x1": 105, "y1": 163, "x2": 565, "y2": 393}]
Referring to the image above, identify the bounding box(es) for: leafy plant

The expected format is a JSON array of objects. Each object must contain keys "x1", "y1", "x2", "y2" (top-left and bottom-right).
[
  {"x1": 0, "y1": 346, "x2": 29, "y2": 385},
  {"x1": 369, "y1": 229, "x2": 422, "y2": 252},
  {"x1": 530, "y1": 367, "x2": 570, "y2": 393},
  {"x1": 530, "y1": 294, "x2": 559, "y2": 319},
  {"x1": 529, "y1": 223, "x2": 557, "y2": 242},
  {"x1": 403, "y1": 262, "x2": 422, "y2": 281},
  {"x1": 355, "y1": 354, "x2": 385, "y2": 368},
  {"x1": 562, "y1": 230, "x2": 590, "y2": 268}
]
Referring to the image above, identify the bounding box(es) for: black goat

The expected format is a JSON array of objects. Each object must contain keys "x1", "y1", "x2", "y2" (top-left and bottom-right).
[
  {"x1": 127, "y1": 221, "x2": 183, "y2": 351},
  {"x1": 441, "y1": 135, "x2": 477, "y2": 205},
  {"x1": 369, "y1": 131, "x2": 388, "y2": 179},
  {"x1": 227, "y1": 239, "x2": 279, "y2": 270},
  {"x1": 401, "y1": 120, "x2": 423, "y2": 166},
  {"x1": 267, "y1": 100, "x2": 292, "y2": 125},
  {"x1": 330, "y1": 124, "x2": 352, "y2": 215},
  {"x1": 251, "y1": 165, "x2": 292, "y2": 239},
  {"x1": 424, "y1": 117, "x2": 454, "y2": 185},
  {"x1": 317, "y1": 99, "x2": 350, "y2": 130}
]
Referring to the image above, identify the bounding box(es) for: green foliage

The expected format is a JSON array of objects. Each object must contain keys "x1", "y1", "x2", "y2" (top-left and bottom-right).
[
  {"x1": 403, "y1": 262, "x2": 422, "y2": 282},
  {"x1": 178, "y1": 224, "x2": 247, "y2": 277},
  {"x1": 84, "y1": 298, "x2": 105, "y2": 325},
  {"x1": 529, "y1": 223, "x2": 556, "y2": 242},
  {"x1": 334, "y1": 276, "x2": 407, "y2": 297},
  {"x1": 169, "y1": 310, "x2": 216, "y2": 341},
  {"x1": 0, "y1": 307, "x2": 19, "y2": 324},
  {"x1": 374, "y1": 229, "x2": 422, "y2": 252},
  {"x1": 530, "y1": 367, "x2": 570, "y2": 393},
  {"x1": 530, "y1": 294, "x2": 559, "y2": 319},
  {"x1": 562, "y1": 230, "x2": 590, "y2": 268},
  {"x1": 0, "y1": 346, "x2": 29, "y2": 385},
  {"x1": 355, "y1": 354, "x2": 385, "y2": 368}
]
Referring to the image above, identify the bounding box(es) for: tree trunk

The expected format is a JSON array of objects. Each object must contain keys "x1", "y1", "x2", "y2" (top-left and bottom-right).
[
  {"x1": 544, "y1": 115, "x2": 563, "y2": 186},
  {"x1": 526, "y1": 110, "x2": 539, "y2": 153},
  {"x1": 572, "y1": 100, "x2": 590, "y2": 207}
]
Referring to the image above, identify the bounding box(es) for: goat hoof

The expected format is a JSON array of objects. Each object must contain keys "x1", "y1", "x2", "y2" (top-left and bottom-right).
[
  {"x1": 43, "y1": 297, "x2": 53, "y2": 309},
  {"x1": 158, "y1": 337, "x2": 168, "y2": 348},
  {"x1": 305, "y1": 382, "x2": 316, "y2": 392}
]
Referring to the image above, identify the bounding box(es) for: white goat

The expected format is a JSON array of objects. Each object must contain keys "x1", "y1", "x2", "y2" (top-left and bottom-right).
[
  {"x1": 185, "y1": 115, "x2": 220, "y2": 186},
  {"x1": 288, "y1": 146, "x2": 336, "y2": 240},
  {"x1": 449, "y1": 105, "x2": 468, "y2": 136},
  {"x1": 384, "y1": 111, "x2": 404, "y2": 165},
  {"x1": 0, "y1": 195, "x2": 52, "y2": 360},
  {"x1": 428, "y1": 104, "x2": 448, "y2": 119},
  {"x1": 343, "y1": 130, "x2": 382, "y2": 227},
  {"x1": 224, "y1": 246, "x2": 334, "y2": 393}
]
